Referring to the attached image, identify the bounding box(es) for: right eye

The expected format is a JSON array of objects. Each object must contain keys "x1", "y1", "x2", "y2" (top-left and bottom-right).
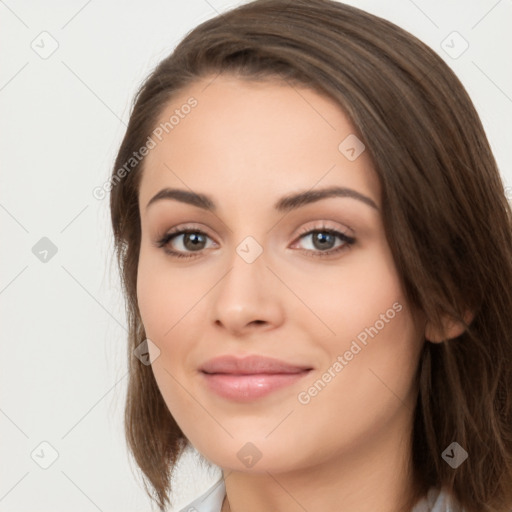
[{"x1": 155, "y1": 228, "x2": 216, "y2": 259}]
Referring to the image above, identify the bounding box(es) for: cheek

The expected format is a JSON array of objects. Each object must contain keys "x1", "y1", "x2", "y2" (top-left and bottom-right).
[
  {"x1": 136, "y1": 247, "x2": 185, "y2": 340},
  {"x1": 288, "y1": 242, "x2": 405, "y2": 345},
  {"x1": 136, "y1": 253, "x2": 195, "y2": 420},
  {"x1": 136, "y1": 248, "x2": 206, "y2": 379},
  {"x1": 136, "y1": 264, "x2": 168, "y2": 339},
  {"x1": 329, "y1": 244, "x2": 417, "y2": 369},
  {"x1": 298, "y1": 240, "x2": 420, "y2": 403},
  {"x1": 334, "y1": 265, "x2": 403, "y2": 340}
]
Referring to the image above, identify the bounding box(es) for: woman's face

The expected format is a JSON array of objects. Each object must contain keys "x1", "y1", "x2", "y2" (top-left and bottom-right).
[{"x1": 136, "y1": 75, "x2": 425, "y2": 473}]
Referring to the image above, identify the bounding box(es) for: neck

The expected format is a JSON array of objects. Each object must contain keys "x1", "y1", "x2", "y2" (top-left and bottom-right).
[{"x1": 221, "y1": 406, "x2": 421, "y2": 512}]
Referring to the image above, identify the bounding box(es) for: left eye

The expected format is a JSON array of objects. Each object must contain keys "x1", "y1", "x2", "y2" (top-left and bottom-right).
[{"x1": 294, "y1": 229, "x2": 355, "y2": 254}]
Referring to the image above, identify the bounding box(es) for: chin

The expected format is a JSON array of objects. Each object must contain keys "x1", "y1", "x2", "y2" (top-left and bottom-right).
[{"x1": 190, "y1": 435, "x2": 309, "y2": 474}]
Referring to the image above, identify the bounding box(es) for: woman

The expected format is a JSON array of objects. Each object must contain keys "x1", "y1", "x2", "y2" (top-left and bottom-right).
[{"x1": 109, "y1": 1, "x2": 512, "y2": 511}]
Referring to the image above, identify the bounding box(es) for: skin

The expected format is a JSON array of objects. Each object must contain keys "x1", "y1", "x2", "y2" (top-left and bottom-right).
[{"x1": 136, "y1": 74, "x2": 439, "y2": 512}]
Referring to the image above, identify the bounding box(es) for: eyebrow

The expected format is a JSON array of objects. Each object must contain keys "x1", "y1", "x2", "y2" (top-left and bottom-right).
[{"x1": 145, "y1": 186, "x2": 379, "y2": 213}]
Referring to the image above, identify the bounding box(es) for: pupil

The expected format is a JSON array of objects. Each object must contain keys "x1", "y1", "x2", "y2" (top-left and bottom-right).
[
  {"x1": 314, "y1": 232, "x2": 334, "y2": 250},
  {"x1": 185, "y1": 233, "x2": 205, "y2": 250}
]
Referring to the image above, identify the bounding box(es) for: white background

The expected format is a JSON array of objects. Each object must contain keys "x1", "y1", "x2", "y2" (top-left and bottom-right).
[{"x1": 1, "y1": 1, "x2": 511, "y2": 511}]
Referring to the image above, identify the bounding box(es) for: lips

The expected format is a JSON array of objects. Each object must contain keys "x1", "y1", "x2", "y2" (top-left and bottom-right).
[
  {"x1": 199, "y1": 355, "x2": 313, "y2": 401},
  {"x1": 200, "y1": 354, "x2": 312, "y2": 374}
]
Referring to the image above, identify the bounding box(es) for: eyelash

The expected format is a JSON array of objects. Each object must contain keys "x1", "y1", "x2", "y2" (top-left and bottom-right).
[{"x1": 154, "y1": 223, "x2": 356, "y2": 260}]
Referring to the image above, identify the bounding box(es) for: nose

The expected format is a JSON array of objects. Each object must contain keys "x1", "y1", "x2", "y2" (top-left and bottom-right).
[{"x1": 210, "y1": 247, "x2": 285, "y2": 337}]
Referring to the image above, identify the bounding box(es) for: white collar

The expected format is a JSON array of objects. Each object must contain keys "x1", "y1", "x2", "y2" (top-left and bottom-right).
[
  {"x1": 178, "y1": 476, "x2": 225, "y2": 512},
  {"x1": 177, "y1": 477, "x2": 460, "y2": 512}
]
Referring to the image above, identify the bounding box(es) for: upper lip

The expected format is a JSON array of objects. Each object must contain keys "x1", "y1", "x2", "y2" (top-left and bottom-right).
[{"x1": 200, "y1": 355, "x2": 313, "y2": 375}]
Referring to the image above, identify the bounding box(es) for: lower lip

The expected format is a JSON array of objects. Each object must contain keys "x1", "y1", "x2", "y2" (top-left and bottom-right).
[{"x1": 201, "y1": 371, "x2": 311, "y2": 401}]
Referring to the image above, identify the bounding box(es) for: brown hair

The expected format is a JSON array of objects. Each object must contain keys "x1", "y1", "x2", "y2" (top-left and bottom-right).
[{"x1": 109, "y1": 1, "x2": 512, "y2": 510}]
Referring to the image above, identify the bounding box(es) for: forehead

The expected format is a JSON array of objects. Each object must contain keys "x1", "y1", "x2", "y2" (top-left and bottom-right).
[{"x1": 138, "y1": 75, "x2": 379, "y2": 214}]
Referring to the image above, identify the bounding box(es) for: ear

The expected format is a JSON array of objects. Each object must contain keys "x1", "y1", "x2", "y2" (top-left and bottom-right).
[{"x1": 424, "y1": 310, "x2": 474, "y2": 343}]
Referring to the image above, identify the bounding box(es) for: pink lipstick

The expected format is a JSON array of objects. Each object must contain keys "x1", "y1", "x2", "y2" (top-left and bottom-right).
[{"x1": 199, "y1": 355, "x2": 312, "y2": 401}]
